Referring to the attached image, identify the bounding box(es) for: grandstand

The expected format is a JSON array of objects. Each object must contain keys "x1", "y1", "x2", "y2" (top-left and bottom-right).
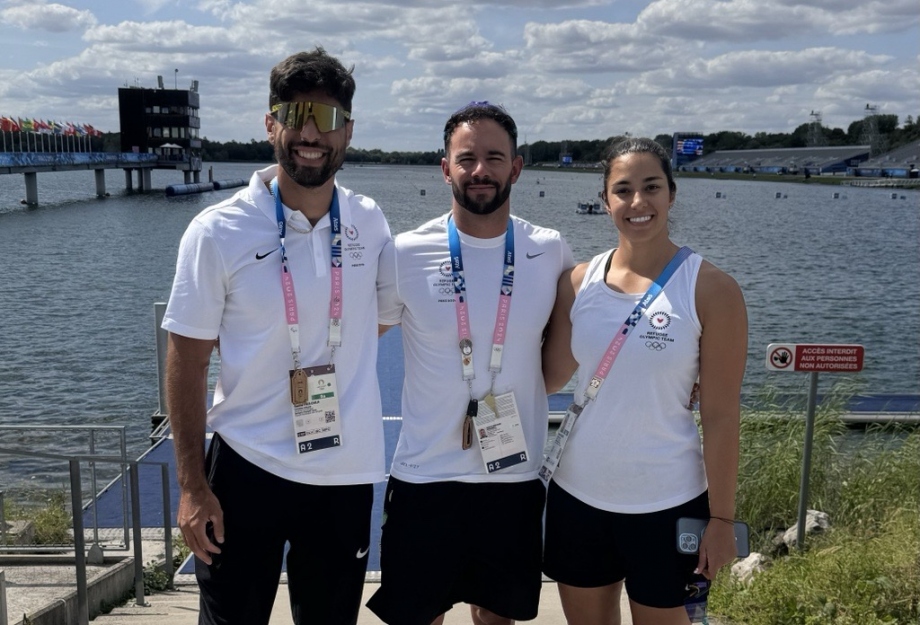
[
  {"x1": 848, "y1": 139, "x2": 920, "y2": 178},
  {"x1": 681, "y1": 145, "x2": 870, "y2": 175}
]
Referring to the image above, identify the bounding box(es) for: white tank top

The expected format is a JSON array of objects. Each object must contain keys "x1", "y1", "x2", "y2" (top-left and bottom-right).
[{"x1": 552, "y1": 249, "x2": 707, "y2": 513}]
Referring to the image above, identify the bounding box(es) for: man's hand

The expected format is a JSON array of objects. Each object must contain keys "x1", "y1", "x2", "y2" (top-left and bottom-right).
[{"x1": 178, "y1": 485, "x2": 224, "y2": 565}]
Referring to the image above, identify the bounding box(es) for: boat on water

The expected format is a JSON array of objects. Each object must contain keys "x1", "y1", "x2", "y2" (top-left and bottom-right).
[{"x1": 576, "y1": 200, "x2": 605, "y2": 215}]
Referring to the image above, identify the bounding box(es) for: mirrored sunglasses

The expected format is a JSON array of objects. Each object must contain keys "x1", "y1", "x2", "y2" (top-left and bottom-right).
[{"x1": 270, "y1": 101, "x2": 351, "y2": 133}]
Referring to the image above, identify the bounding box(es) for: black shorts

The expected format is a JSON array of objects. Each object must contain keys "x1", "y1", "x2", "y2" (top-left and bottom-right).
[
  {"x1": 542, "y1": 480, "x2": 709, "y2": 609},
  {"x1": 366, "y1": 477, "x2": 546, "y2": 625},
  {"x1": 197, "y1": 434, "x2": 373, "y2": 625}
]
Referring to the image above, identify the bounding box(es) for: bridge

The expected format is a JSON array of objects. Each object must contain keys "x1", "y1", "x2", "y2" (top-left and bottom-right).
[{"x1": 0, "y1": 152, "x2": 203, "y2": 205}]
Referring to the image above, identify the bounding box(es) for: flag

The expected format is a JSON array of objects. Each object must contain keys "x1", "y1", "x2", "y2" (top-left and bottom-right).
[
  {"x1": 20, "y1": 118, "x2": 35, "y2": 132},
  {"x1": 0, "y1": 116, "x2": 13, "y2": 132},
  {"x1": 36, "y1": 119, "x2": 52, "y2": 134},
  {"x1": 75, "y1": 123, "x2": 87, "y2": 136},
  {"x1": 52, "y1": 120, "x2": 63, "y2": 135},
  {"x1": 64, "y1": 122, "x2": 76, "y2": 136}
]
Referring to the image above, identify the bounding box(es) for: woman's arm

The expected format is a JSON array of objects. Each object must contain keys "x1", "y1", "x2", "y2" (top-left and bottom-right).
[
  {"x1": 541, "y1": 264, "x2": 586, "y2": 394},
  {"x1": 694, "y1": 260, "x2": 748, "y2": 578}
]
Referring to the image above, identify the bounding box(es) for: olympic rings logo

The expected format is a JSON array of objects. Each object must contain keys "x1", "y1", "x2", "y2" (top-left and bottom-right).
[
  {"x1": 437, "y1": 287, "x2": 453, "y2": 295},
  {"x1": 349, "y1": 251, "x2": 362, "y2": 260},
  {"x1": 645, "y1": 341, "x2": 667, "y2": 351}
]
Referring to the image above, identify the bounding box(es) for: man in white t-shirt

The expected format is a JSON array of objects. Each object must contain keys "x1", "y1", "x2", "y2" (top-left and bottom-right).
[
  {"x1": 162, "y1": 48, "x2": 390, "y2": 625},
  {"x1": 367, "y1": 102, "x2": 574, "y2": 625}
]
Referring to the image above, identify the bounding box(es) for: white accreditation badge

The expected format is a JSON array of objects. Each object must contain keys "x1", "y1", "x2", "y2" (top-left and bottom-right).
[
  {"x1": 473, "y1": 391, "x2": 528, "y2": 473},
  {"x1": 290, "y1": 364, "x2": 343, "y2": 454}
]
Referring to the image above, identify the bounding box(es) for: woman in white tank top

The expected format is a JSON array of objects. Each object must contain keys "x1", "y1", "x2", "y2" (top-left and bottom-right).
[{"x1": 541, "y1": 137, "x2": 748, "y2": 625}]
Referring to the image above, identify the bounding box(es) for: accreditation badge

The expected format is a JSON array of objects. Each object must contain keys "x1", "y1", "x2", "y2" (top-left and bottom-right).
[
  {"x1": 290, "y1": 364, "x2": 343, "y2": 454},
  {"x1": 473, "y1": 391, "x2": 528, "y2": 473}
]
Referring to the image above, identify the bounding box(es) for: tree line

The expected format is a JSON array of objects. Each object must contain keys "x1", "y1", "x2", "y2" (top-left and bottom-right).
[{"x1": 96, "y1": 113, "x2": 920, "y2": 165}]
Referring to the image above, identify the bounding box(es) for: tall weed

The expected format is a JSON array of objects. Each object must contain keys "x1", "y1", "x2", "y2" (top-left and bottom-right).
[{"x1": 712, "y1": 381, "x2": 920, "y2": 622}]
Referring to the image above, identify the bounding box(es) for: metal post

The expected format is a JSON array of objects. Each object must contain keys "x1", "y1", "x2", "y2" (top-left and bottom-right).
[
  {"x1": 129, "y1": 463, "x2": 147, "y2": 606},
  {"x1": 0, "y1": 491, "x2": 6, "y2": 545},
  {"x1": 69, "y1": 459, "x2": 90, "y2": 625},
  {"x1": 89, "y1": 430, "x2": 100, "y2": 546},
  {"x1": 0, "y1": 569, "x2": 9, "y2": 625},
  {"x1": 796, "y1": 372, "x2": 820, "y2": 550},
  {"x1": 120, "y1": 429, "x2": 130, "y2": 548},
  {"x1": 154, "y1": 303, "x2": 169, "y2": 417},
  {"x1": 161, "y1": 464, "x2": 174, "y2": 589}
]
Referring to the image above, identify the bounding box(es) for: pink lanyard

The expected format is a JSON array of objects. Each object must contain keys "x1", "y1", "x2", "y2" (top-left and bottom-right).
[{"x1": 272, "y1": 177, "x2": 343, "y2": 367}]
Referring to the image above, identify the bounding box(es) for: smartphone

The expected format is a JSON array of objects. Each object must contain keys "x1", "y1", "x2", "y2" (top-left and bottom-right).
[{"x1": 677, "y1": 517, "x2": 750, "y2": 558}]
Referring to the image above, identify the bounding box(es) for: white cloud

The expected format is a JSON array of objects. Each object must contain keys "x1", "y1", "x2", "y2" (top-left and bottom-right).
[
  {"x1": 1, "y1": 2, "x2": 97, "y2": 32},
  {"x1": 522, "y1": 20, "x2": 688, "y2": 72},
  {"x1": 639, "y1": 0, "x2": 919, "y2": 41},
  {"x1": 634, "y1": 47, "x2": 892, "y2": 92},
  {"x1": 0, "y1": 1, "x2": 916, "y2": 151}
]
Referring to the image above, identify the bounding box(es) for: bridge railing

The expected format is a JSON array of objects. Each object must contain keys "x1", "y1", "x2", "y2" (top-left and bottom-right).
[{"x1": 0, "y1": 152, "x2": 159, "y2": 168}]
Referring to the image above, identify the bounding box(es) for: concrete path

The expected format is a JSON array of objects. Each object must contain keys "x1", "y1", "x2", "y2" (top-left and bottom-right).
[{"x1": 91, "y1": 578, "x2": 617, "y2": 625}]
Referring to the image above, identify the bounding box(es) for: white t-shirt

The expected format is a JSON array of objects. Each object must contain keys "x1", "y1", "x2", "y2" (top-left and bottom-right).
[
  {"x1": 162, "y1": 165, "x2": 391, "y2": 485},
  {"x1": 378, "y1": 213, "x2": 574, "y2": 483},
  {"x1": 553, "y1": 250, "x2": 707, "y2": 513}
]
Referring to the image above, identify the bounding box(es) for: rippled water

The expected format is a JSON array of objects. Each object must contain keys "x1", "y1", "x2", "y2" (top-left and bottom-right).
[{"x1": 1, "y1": 163, "x2": 918, "y2": 490}]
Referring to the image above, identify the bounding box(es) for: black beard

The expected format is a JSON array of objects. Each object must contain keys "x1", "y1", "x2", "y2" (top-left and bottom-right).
[
  {"x1": 451, "y1": 178, "x2": 512, "y2": 216},
  {"x1": 276, "y1": 140, "x2": 341, "y2": 189}
]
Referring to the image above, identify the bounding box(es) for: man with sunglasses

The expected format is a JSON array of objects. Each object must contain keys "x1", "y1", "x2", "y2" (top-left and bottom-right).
[
  {"x1": 163, "y1": 48, "x2": 390, "y2": 625},
  {"x1": 368, "y1": 102, "x2": 574, "y2": 625}
]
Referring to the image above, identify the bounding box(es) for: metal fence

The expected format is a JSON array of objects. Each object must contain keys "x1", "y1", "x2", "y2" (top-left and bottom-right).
[{"x1": 0, "y1": 427, "x2": 175, "y2": 625}]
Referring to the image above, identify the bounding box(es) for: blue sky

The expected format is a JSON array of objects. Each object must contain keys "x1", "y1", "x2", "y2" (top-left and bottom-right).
[{"x1": 1, "y1": 0, "x2": 917, "y2": 151}]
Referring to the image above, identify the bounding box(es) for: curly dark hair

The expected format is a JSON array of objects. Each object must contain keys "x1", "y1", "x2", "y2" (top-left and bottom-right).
[
  {"x1": 443, "y1": 101, "x2": 517, "y2": 155},
  {"x1": 269, "y1": 47, "x2": 355, "y2": 112}
]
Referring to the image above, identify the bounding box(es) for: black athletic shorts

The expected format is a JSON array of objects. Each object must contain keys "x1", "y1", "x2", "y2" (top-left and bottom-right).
[
  {"x1": 542, "y1": 480, "x2": 709, "y2": 609},
  {"x1": 197, "y1": 434, "x2": 373, "y2": 625},
  {"x1": 366, "y1": 477, "x2": 545, "y2": 625}
]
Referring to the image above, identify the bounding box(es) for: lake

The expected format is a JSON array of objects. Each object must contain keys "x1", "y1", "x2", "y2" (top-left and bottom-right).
[{"x1": 1, "y1": 162, "x2": 917, "y2": 491}]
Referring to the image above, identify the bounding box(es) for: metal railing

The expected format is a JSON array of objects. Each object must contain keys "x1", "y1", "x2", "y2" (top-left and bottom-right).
[
  {"x1": 0, "y1": 440, "x2": 175, "y2": 625},
  {"x1": 0, "y1": 425, "x2": 130, "y2": 551}
]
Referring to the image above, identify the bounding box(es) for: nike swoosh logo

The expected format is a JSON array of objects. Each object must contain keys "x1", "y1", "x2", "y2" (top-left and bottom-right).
[
  {"x1": 255, "y1": 249, "x2": 279, "y2": 260},
  {"x1": 356, "y1": 546, "x2": 369, "y2": 559},
  {"x1": 526, "y1": 252, "x2": 545, "y2": 259}
]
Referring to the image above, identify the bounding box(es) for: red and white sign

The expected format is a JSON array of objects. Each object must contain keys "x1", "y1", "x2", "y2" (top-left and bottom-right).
[{"x1": 766, "y1": 343, "x2": 864, "y2": 373}]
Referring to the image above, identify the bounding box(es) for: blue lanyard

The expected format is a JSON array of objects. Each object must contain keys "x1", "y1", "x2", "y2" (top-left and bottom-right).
[{"x1": 447, "y1": 215, "x2": 515, "y2": 385}]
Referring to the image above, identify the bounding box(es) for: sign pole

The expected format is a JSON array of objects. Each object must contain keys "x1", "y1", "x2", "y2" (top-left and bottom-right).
[{"x1": 796, "y1": 371, "x2": 819, "y2": 550}]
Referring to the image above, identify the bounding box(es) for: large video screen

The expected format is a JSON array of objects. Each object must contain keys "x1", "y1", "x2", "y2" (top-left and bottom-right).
[{"x1": 676, "y1": 138, "x2": 703, "y2": 156}]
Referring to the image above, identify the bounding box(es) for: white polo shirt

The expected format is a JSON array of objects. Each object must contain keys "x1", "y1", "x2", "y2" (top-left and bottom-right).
[{"x1": 163, "y1": 165, "x2": 391, "y2": 485}]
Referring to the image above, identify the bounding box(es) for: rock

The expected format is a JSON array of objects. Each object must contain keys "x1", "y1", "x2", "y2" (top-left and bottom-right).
[
  {"x1": 783, "y1": 509, "x2": 831, "y2": 548},
  {"x1": 732, "y1": 552, "x2": 768, "y2": 585}
]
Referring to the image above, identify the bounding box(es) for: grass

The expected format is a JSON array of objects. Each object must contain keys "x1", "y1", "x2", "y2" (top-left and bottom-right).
[
  {"x1": 4, "y1": 489, "x2": 73, "y2": 545},
  {"x1": 708, "y1": 382, "x2": 920, "y2": 623}
]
